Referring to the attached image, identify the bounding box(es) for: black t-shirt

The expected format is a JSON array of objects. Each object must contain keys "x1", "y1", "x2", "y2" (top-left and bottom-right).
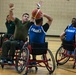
[{"x1": 42, "y1": 23, "x2": 49, "y2": 32}]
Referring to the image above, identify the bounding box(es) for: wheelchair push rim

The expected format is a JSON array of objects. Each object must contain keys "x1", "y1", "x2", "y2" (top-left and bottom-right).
[
  {"x1": 15, "y1": 47, "x2": 29, "y2": 73},
  {"x1": 42, "y1": 49, "x2": 55, "y2": 74},
  {"x1": 55, "y1": 45, "x2": 70, "y2": 65}
]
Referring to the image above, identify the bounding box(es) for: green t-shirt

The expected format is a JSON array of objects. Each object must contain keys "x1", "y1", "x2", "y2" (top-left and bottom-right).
[{"x1": 14, "y1": 18, "x2": 31, "y2": 41}]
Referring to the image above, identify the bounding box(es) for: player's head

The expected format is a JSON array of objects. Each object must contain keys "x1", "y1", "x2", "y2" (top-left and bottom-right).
[
  {"x1": 72, "y1": 22, "x2": 76, "y2": 27},
  {"x1": 22, "y1": 13, "x2": 29, "y2": 22},
  {"x1": 35, "y1": 17, "x2": 43, "y2": 25},
  {"x1": 72, "y1": 18, "x2": 76, "y2": 24}
]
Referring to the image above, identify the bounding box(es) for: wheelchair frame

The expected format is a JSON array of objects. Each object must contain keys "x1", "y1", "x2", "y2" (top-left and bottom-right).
[
  {"x1": 16, "y1": 42, "x2": 55, "y2": 75},
  {"x1": 55, "y1": 42, "x2": 76, "y2": 69}
]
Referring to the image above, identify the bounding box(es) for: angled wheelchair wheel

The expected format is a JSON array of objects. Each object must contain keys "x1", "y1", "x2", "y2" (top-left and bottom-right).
[
  {"x1": 44, "y1": 49, "x2": 55, "y2": 74},
  {"x1": 15, "y1": 47, "x2": 29, "y2": 73},
  {"x1": 55, "y1": 45, "x2": 70, "y2": 65}
]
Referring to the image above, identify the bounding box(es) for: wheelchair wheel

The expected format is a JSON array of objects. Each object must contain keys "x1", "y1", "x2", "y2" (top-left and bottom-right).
[
  {"x1": 55, "y1": 45, "x2": 70, "y2": 65},
  {"x1": 15, "y1": 47, "x2": 29, "y2": 73},
  {"x1": 44, "y1": 49, "x2": 55, "y2": 74}
]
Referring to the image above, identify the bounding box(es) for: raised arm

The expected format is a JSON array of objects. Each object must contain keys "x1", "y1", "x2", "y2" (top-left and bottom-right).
[
  {"x1": 43, "y1": 13, "x2": 53, "y2": 26},
  {"x1": 9, "y1": 3, "x2": 15, "y2": 21},
  {"x1": 30, "y1": 1, "x2": 43, "y2": 23}
]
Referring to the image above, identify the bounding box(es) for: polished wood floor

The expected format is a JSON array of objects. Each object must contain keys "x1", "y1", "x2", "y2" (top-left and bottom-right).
[{"x1": 0, "y1": 37, "x2": 76, "y2": 75}]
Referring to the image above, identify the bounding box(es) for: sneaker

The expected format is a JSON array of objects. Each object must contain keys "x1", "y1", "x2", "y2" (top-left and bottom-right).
[
  {"x1": 8, "y1": 60, "x2": 13, "y2": 65},
  {"x1": 0, "y1": 59, "x2": 7, "y2": 64},
  {"x1": 29, "y1": 62, "x2": 36, "y2": 66},
  {"x1": 0, "y1": 59, "x2": 3, "y2": 63},
  {"x1": 67, "y1": 51, "x2": 74, "y2": 55},
  {"x1": 72, "y1": 51, "x2": 74, "y2": 55},
  {"x1": 32, "y1": 62, "x2": 36, "y2": 65},
  {"x1": 67, "y1": 51, "x2": 71, "y2": 54}
]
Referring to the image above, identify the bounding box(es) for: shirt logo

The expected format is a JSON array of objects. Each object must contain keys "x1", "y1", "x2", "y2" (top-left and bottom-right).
[
  {"x1": 31, "y1": 28, "x2": 42, "y2": 33},
  {"x1": 67, "y1": 29, "x2": 75, "y2": 32}
]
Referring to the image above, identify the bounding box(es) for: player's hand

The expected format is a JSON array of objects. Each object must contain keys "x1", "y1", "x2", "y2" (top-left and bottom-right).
[
  {"x1": 9, "y1": 3, "x2": 14, "y2": 8},
  {"x1": 9, "y1": 3, "x2": 14, "y2": 11},
  {"x1": 36, "y1": 1, "x2": 43, "y2": 9},
  {"x1": 39, "y1": 1, "x2": 43, "y2": 6}
]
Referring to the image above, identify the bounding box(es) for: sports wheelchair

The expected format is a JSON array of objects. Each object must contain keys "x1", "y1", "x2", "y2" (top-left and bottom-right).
[
  {"x1": 0, "y1": 32, "x2": 27, "y2": 73},
  {"x1": 55, "y1": 39, "x2": 76, "y2": 68},
  {"x1": 16, "y1": 42, "x2": 55, "y2": 75}
]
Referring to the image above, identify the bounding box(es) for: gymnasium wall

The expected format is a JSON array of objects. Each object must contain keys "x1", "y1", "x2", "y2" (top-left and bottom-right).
[{"x1": 0, "y1": 0, "x2": 76, "y2": 36}]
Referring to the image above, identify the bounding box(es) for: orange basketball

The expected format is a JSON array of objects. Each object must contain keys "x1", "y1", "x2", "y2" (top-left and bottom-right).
[{"x1": 32, "y1": 8, "x2": 42, "y2": 19}]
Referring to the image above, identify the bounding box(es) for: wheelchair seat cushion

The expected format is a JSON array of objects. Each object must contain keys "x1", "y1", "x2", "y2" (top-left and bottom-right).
[
  {"x1": 62, "y1": 39, "x2": 75, "y2": 51},
  {"x1": 31, "y1": 42, "x2": 48, "y2": 55}
]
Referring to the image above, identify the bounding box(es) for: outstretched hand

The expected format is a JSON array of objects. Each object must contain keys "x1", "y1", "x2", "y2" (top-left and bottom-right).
[
  {"x1": 36, "y1": 0, "x2": 43, "y2": 8},
  {"x1": 9, "y1": 3, "x2": 14, "y2": 10},
  {"x1": 9, "y1": 3, "x2": 14, "y2": 8},
  {"x1": 38, "y1": 0, "x2": 43, "y2": 6}
]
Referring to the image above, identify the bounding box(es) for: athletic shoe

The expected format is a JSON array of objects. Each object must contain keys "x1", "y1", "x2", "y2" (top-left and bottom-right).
[
  {"x1": 0, "y1": 59, "x2": 7, "y2": 64},
  {"x1": 29, "y1": 62, "x2": 36, "y2": 66},
  {"x1": 8, "y1": 60, "x2": 14, "y2": 65}
]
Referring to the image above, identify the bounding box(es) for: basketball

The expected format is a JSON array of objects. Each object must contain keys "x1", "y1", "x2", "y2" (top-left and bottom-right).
[{"x1": 32, "y1": 8, "x2": 42, "y2": 19}]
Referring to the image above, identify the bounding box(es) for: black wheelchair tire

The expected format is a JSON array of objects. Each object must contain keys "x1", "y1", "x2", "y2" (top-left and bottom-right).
[
  {"x1": 15, "y1": 47, "x2": 29, "y2": 73},
  {"x1": 55, "y1": 45, "x2": 70, "y2": 65},
  {"x1": 44, "y1": 49, "x2": 55, "y2": 74}
]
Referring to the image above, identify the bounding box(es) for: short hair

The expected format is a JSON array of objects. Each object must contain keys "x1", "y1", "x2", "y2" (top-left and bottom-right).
[
  {"x1": 35, "y1": 18, "x2": 43, "y2": 24},
  {"x1": 73, "y1": 22, "x2": 76, "y2": 27},
  {"x1": 22, "y1": 13, "x2": 29, "y2": 17},
  {"x1": 72, "y1": 18, "x2": 76, "y2": 21},
  {"x1": 72, "y1": 18, "x2": 76, "y2": 19}
]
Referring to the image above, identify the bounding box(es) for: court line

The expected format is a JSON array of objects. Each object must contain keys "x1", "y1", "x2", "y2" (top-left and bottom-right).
[{"x1": 58, "y1": 66, "x2": 76, "y2": 73}]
